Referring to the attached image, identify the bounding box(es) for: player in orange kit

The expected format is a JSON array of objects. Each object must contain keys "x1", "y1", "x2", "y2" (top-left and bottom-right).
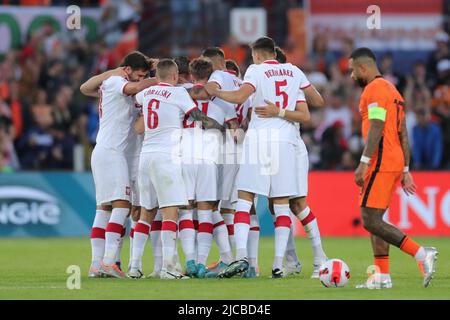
[{"x1": 348, "y1": 47, "x2": 438, "y2": 289}]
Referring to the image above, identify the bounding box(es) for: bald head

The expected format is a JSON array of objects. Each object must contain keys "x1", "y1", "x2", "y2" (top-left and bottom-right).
[{"x1": 156, "y1": 59, "x2": 179, "y2": 84}]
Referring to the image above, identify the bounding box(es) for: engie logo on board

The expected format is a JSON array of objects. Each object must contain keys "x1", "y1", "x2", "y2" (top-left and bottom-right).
[{"x1": 0, "y1": 186, "x2": 61, "y2": 225}]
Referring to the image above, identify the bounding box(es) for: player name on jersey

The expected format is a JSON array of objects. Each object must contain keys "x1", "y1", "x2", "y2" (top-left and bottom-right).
[{"x1": 264, "y1": 68, "x2": 294, "y2": 78}]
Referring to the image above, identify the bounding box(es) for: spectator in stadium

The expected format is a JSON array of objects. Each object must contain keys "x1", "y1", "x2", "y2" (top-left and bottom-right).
[
  {"x1": 221, "y1": 35, "x2": 247, "y2": 72},
  {"x1": 308, "y1": 34, "x2": 335, "y2": 74},
  {"x1": 427, "y1": 31, "x2": 450, "y2": 88},
  {"x1": 412, "y1": 109, "x2": 443, "y2": 169},
  {"x1": 0, "y1": 116, "x2": 19, "y2": 172},
  {"x1": 319, "y1": 120, "x2": 348, "y2": 170},
  {"x1": 379, "y1": 52, "x2": 402, "y2": 89}
]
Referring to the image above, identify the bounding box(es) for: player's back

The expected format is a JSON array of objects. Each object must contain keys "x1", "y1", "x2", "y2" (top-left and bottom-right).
[
  {"x1": 136, "y1": 83, "x2": 197, "y2": 155},
  {"x1": 243, "y1": 60, "x2": 303, "y2": 142},
  {"x1": 360, "y1": 77, "x2": 405, "y2": 172},
  {"x1": 96, "y1": 76, "x2": 135, "y2": 152}
]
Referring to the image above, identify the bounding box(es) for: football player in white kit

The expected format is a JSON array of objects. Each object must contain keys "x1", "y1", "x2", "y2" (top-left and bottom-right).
[
  {"x1": 133, "y1": 59, "x2": 226, "y2": 279},
  {"x1": 206, "y1": 37, "x2": 310, "y2": 278},
  {"x1": 180, "y1": 58, "x2": 239, "y2": 278},
  {"x1": 80, "y1": 51, "x2": 156, "y2": 278}
]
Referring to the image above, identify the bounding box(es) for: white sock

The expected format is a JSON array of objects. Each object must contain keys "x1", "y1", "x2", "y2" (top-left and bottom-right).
[
  {"x1": 248, "y1": 214, "x2": 260, "y2": 268},
  {"x1": 129, "y1": 219, "x2": 137, "y2": 270},
  {"x1": 222, "y1": 213, "x2": 235, "y2": 250},
  {"x1": 197, "y1": 210, "x2": 213, "y2": 265},
  {"x1": 285, "y1": 211, "x2": 299, "y2": 264},
  {"x1": 103, "y1": 207, "x2": 129, "y2": 265},
  {"x1": 161, "y1": 220, "x2": 177, "y2": 270},
  {"x1": 415, "y1": 247, "x2": 426, "y2": 261},
  {"x1": 179, "y1": 209, "x2": 196, "y2": 262},
  {"x1": 115, "y1": 226, "x2": 125, "y2": 264},
  {"x1": 213, "y1": 210, "x2": 233, "y2": 264},
  {"x1": 90, "y1": 209, "x2": 111, "y2": 268},
  {"x1": 297, "y1": 206, "x2": 326, "y2": 264},
  {"x1": 150, "y1": 212, "x2": 162, "y2": 272},
  {"x1": 234, "y1": 199, "x2": 252, "y2": 260},
  {"x1": 131, "y1": 220, "x2": 150, "y2": 269},
  {"x1": 273, "y1": 204, "x2": 291, "y2": 270}
]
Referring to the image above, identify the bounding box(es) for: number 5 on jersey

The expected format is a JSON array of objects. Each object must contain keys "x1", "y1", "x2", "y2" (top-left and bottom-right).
[
  {"x1": 147, "y1": 99, "x2": 160, "y2": 129},
  {"x1": 275, "y1": 80, "x2": 288, "y2": 109}
]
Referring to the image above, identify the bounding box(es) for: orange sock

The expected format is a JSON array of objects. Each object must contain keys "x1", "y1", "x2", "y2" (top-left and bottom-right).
[
  {"x1": 400, "y1": 236, "x2": 421, "y2": 257},
  {"x1": 374, "y1": 255, "x2": 389, "y2": 274}
]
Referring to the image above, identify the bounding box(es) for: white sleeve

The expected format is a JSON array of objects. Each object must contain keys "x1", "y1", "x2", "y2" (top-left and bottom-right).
[
  {"x1": 243, "y1": 64, "x2": 258, "y2": 92},
  {"x1": 108, "y1": 76, "x2": 129, "y2": 96},
  {"x1": 176, "y1": 88, "x2": 198, "y2": 114},
  {"x1": 135, "y1": 90, "x2": 144, "y2": 106},
  {"x1": 297, "y1": 67, "x2": 311, "y2": 90},
  {"x1": 207, "y1": 71, "x2": 223, "y2": 89},
  {"x1": 225, "y1": 104, "x2": 238, "y2": 122}
]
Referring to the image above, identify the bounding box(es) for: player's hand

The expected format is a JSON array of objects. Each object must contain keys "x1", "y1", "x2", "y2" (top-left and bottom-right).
[
  {"x1": 354, "y1": 162, "x2": 369, "y2": 187},
  {"x1": 401, "y1": 172, "x2": 417, "y2": 196},
  {"x1": 254, "y1": 100, "x2": 279, "y2": 118},
  {"x1": 204, "y1": 82, "x2": 219, "y2": 96},
  {"x1": 233, "y1": 128, "x2": 246, "y2": 144}
]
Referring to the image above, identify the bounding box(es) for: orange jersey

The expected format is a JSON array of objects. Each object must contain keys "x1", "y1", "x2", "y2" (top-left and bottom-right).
[{"x1": 359, "y1": 76, "x2": 405, "y2": 172}]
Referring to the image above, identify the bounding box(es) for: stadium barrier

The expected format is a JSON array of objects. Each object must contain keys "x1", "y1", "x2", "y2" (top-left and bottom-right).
[{"x1": 0, "y1": 172, "x2": 448, "y2": 237}]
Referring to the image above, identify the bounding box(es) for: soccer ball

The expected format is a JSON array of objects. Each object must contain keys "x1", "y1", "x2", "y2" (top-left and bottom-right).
[{"x1": 319, "y1": 259, "x2": 350, "y2": 288}]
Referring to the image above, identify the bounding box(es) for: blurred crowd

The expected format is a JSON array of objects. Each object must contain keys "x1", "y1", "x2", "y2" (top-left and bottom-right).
[{"x1": 0, "y1": 0, "x2": 449, "y2": 172}]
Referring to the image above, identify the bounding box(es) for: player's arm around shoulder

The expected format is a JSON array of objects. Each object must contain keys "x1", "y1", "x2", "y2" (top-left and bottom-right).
[
  {"x1": 79, "y1": 67, "x2": 128, "y2": 97},
  {"x1": 123, "y1": 77, "x2": 158, "y2": 96},
  {"x1": 254, "y1": 100, "x2": 310, "y2": 123}
]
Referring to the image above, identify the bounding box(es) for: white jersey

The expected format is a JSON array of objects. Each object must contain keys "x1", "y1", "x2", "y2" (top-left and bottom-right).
[
  {"x1": 243, "y1": 60, "x2": 310, "y2": 143},
  {"x1": 208, "y1": 70, "x2": 240, "y2": 118},
  {"x1": 96, "y1": 76, "x2": 135, "y2": 152},
  {"x1": 182, "y1": 84, "x2": 236, "y2": 162},
  {"x1": 293, "y1": 88, "x2": 307, "y2": 141},
  {"x1": 135, "y1": 83, "x2": 197, "y2": 155},
  {"x1": 125, "y1": 101, "x2": 144, "y2": 158}
]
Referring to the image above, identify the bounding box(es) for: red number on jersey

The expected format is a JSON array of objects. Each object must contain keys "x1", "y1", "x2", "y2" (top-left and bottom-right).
[
  {"x1": 147, "y1": 99, "x2": 160, "y2": 129},
  {"x1": 275, "y1": 80, "x2": 288, "y2": 109},
  {"x1": 183, "y1": 100, "x2": 208, "y2": 128}
]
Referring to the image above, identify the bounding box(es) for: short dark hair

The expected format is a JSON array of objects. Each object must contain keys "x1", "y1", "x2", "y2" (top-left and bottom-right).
[
  {"x1": 275, "y1": 46, "x2": 286, "y2": 63},
  {"x1": 350, "y1": 47, "x2": 377, "y2": 62},
  {"x1": 202, "y1": 47, "x2": 225, "y2": 59},
  {"x1": 156, "y1": 59, "x2": 178, "y2": 79},
  {"x1": 174, "y1": 56, "x2": 190, "y2": 75},
  {"x1": 189, "y1": 58, "x2": 213, "y2": 81},
  {"x1": 251, "y1": 36, "x2": 275, "y2": 54},
  {"x1": 225, "y1": 59, "x2": 240, "y2": 76},
  {"x1": 120, "y1": 51, "x2": 152, "y2": 71}
]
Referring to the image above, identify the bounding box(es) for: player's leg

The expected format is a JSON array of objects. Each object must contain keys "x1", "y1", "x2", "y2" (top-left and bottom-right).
[
  {"x1": 179, "y1": 202, "x2": 197, "y2": 277},
  {"x1": 220, "y1": 206, "x2": 235, "y2": 250},
  {"x1": 271, "y1": 197, "x2": 292, "y2": 278},
  {"x1": 115, "y1": 223, "x2": 126, "y2": 271},
  {"x1": 196, "y1": 201, "x2": 215, "y2": 277},
  {"x1": 360, "y1": 171, "x2": 438, "y2": 287},
  {"x1": 89, "y1": 204, "x2": 112, "y2": 277},
  {"x1": 290, "y1": 196, "x2": 327, "y2": 277},
  {"x1": 149, "y1": 211, "x2": 163, "y2": 277},
  {"x1": 128, "y1": 206, "x2": 140, "y2": 272},
  {"x1": 244, "y1": 204, "x2": 259, "y2": 278},
  {"x1": 128, "y1": 206, "x2": 157, "y2": 278}
]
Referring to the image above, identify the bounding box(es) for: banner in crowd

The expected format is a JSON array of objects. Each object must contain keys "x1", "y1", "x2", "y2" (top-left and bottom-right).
[
  {"x1": 0, "y1": 6, "x2": 101, "y2": 55},
  {"x1": 308, "y1": 0, "x2": 443, "y2": 51},
  {"x1": 0, "y1": 172, "x2": 448, "y2": 237},
  {"x1": 230, "y1": 8, "x2": 267, "y2": 44}
]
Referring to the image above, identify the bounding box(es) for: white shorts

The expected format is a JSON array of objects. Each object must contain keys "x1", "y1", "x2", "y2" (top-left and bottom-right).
[
  {"x1": 218, "y1": 163, "x2": 239, "y2": 201},
  {"x1": 91, "y1": 145, "x2": 131, "y2": 205},
  {"x1": 139, "y1": 152, "x2": 188, "y2": 208},
  {"x1": 290, "y1": 139, "x2": 309, "y2": 199},
  {"x1": 182, "y1": 159, "x2": 218, "y2": 202},
  {"x1": 127, "y1": 155, "x2": 140, "y2": 206},
  {"x1": 236, "y1": 141, "x2": 299, "y2": 198}
]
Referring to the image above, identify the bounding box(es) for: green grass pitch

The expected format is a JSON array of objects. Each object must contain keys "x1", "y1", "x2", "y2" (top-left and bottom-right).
[{"x1": 0, "y1": 237, "x2": 448, "y2": 299}]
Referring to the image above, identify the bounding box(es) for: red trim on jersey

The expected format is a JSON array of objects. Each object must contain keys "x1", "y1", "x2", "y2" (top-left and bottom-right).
[
  {"x1": 157, "y1": 83, "x2": 173, "y2": 87},
  {"x1": 208, "y1": 80, "x2": 222, "y2": 89},
  {"x1": 193, "y1": 84, "x2": 204, "y2": 88},
  {"x1": 296, "y1": 100, "x2": 306, "y2": 104},
  {"x1": 242, "y1": 82, "x2": 256, "y2": 92},
  {"x1": 275, "y1": 216, "x2": 291, "y2": 228},
  {"x1": 225, "y1": 70, "x2": 237, "y2": 76},
  {"x1": 264, "y1": 60, "x2": 280, "y2": 64},
  {"x1": 226, "y1": 117, "x2": 238, "y2": 123},
  {"x1": 300, "y1": 83, "x2": 311, "y2": 90},
  {"x1": 185, "y1": 106, "x2": 198, "y2": 116}
]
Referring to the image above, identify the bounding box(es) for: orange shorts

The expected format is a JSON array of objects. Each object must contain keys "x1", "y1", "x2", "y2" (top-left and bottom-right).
[{"x1": 359, "y1": 171, "x2": 402, "y2": 209}]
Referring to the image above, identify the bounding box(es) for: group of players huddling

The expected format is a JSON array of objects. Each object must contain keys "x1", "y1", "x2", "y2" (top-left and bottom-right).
[{"x1": 80, "y1": 36, "x2": 438, "y2": 288}]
